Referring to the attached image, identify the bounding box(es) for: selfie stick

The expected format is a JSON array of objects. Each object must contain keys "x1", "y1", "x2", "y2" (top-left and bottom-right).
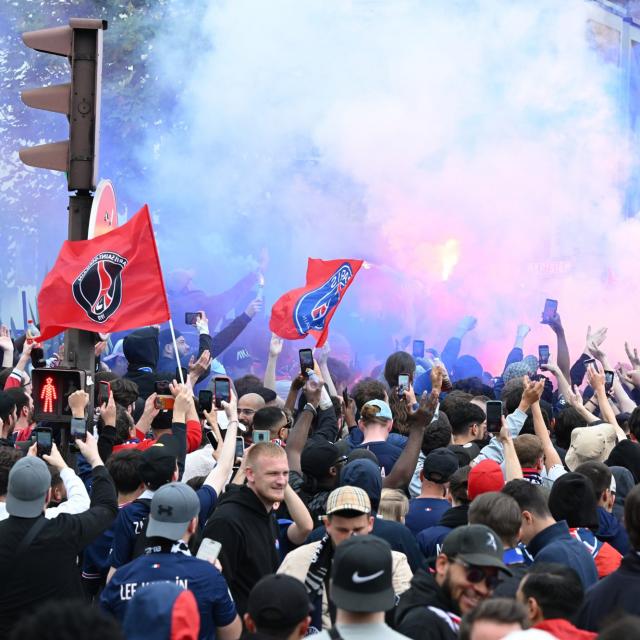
[{"x1": 168, "y1": 317, "x2": 185, "y2": 384}]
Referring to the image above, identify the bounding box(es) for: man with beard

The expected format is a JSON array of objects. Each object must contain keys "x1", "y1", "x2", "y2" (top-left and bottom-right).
[
  {"x1": 4, "y1": 389, "x2": 34, "y2": 442},
  {"x1": 395, "y1": 525, "x2": 511, "y2": 640},
  {"x1": 237, "y1": 392, "x2": 266, "y2": 442}
]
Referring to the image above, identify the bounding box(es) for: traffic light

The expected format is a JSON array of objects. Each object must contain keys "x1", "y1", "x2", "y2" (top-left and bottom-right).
[
  {"x1": 19, "y1": 18, "x2": 107, "y2": 192},
  {"x1": 32, "y1": 368, "x2": 86, "y2": 422}
]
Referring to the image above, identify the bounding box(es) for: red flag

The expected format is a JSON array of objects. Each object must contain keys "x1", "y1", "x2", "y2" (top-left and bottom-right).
[
  {"x1": 270, "y1": 258, "x2": 363, "y2": 347},
  {"x1": 38, "y1": 205, "x2": 170, "y2": 341}
]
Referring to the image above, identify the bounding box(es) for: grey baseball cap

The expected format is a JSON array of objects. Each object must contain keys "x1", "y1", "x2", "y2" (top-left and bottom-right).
[
  {"x1": 146, "y1": 482, "x2": 200, "y2": 540},
  {"x1": 7, "y1": 456, "x2": 51, "y2": 517}
]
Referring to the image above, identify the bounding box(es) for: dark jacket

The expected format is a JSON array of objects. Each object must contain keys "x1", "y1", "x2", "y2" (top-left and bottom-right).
[
  {"x1": 202, "y1": 485, "x2": 280, "y2": 615},
  {"x1": 416, "y1": 504, "x2": 469, "y2": 559},
  {"x1": 597, "y1": 506, "x2": 629, "y2": 555},
  {"x1": 577, "y1": 552, "x2": 640, "y2": 631},
  {"x1": 0, "y1": 466, "x2": 118, "y2": 636},
  {"x1": 527, "y1": 521, "x2": 597, "y2": 588},
  {"x1": 394, "y1": 569, "x2": 459, "y2": 640},
  {"x1": 606, "y1": 439, "x2": 640, "y2": 484}
]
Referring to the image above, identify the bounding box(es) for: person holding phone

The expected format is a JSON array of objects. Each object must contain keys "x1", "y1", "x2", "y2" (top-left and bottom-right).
[
  {"x1": 101, "y1": 483, "x2": 242, "y2": 640},
  {"x1": 0, "y1": 425, "x2": 117, "y2": 637}
]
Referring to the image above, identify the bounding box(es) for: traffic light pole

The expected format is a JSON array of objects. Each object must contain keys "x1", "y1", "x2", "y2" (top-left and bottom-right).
[{"x1": 64, "y1": 193, "x2": 96, "y2": 376}]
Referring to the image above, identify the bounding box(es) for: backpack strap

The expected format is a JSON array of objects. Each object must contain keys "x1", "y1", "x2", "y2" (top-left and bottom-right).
[
  {"x1": 329, "y1": 626, "x2": 343, "y2": 640},
  {"x1": 17, "y1": 515, "x2": 48, "y2": 555}
]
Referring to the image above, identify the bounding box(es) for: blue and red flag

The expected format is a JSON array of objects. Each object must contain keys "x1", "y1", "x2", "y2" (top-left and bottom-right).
[{"x1": 270, "y1": 258, "x2": 363, "y2": 347}]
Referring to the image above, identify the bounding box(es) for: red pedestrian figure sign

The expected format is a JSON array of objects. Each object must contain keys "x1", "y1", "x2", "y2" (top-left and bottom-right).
[{"x1": 40, "y1": 376, "x2": 58, "y2": 413}]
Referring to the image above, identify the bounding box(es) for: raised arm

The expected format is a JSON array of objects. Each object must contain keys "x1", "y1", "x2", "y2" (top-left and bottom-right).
[
  {"x1": 586, "y1": 364, "x2": 627, "y2": 441},
  {"x1": 202, "y1": 395, "x2": 240, "y2": 495},
  {"x1": 283, "y1": 483, "x2": 314, "y2": 545},
  {"x1": 547, "y1": 312, "x2": 571, "y2": 382},
  {"x1": 264, "y1": 333, "x2": 283, "y2": 392},
  {"x1": 315, "y1": 343, "x2": 338, "y2": 397},
  {"x1": 531, "y1": 400, "x2": 562, "y2": 471},
  {"x1": 498, "y1": 418, "x2": 523, "y2": 481},
  {"x1": 285, "y1": 383, "x2": 321, "y2": 474}
]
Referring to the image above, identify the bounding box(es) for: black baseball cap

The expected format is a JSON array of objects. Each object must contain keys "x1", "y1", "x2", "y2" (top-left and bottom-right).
[
  {"x1": 139, "y1": 434, "x2": 179, "y2": 488},
  {"x1": 441, "y1": 524, "x2": 511, "y2": 574},
  {"x1": 422, "y1": 447, "x2": 459, "y2": 483},
  {"x1": 301, "y1": 440, "x2": 343, "y2": 479},
  {"x1": 248, "y1": 574, "x2": 312, "y2": 631},
  {"x1": 330, "y1": 536, "x2": 395, "y2": 613}
]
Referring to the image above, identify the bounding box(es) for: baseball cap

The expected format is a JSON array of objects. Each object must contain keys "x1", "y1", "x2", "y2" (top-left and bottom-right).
[
  {"x1": 123, "y1": 582, "x2": 200, "y2": 640},
  {"x1": 330, "y1": 536, "x2": 395, "y2": 612},
  {"x1": 139, "y1": 435, "x2": 180, "y2": 489},
  {"x1": 442, "y1": 524, "x2": 511, "y2": 574},
  {"x1": 146, "y1": 482, "x2": 201, "y2": 540},
  {"x1": 301, "y1": 440, "x2": 343, "y2": 479},
  {"x1": 6, "y1": 456, "x2": 51, "y2": 517},
  {"x1": 326, "y1": 486, "x2": 371, "y2": 515},
  {"x1": 362, "y1": 399, "x2": 393, "y2": 420},
  {"x1": 248, "y1": 574, "x2": 312, "y2": 631},
  {"x1": 565, "y1": 424, "x2": 618, "y2": 471},
  {"x1": 423, "y1": 447, "x2": 459, "y2": 483},
  {"x1": 468, "y1": 459, "x2": 505, "y2": 500}
]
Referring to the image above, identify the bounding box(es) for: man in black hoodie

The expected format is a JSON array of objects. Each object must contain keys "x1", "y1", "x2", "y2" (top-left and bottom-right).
[
  {"x1": 395, "y1": 524, "x2": 511, "y2": 640},
  {"x1": 203, "y1": 441, "x2": 288, "y2": 614}
]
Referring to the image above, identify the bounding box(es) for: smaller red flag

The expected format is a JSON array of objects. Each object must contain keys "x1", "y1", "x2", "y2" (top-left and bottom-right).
[
  {"x1": 38, "y1": 205, "x2": 170, "y2": 341},
  {"x1": 269, "y1": 258, "x2": 363, "y2": 347}
]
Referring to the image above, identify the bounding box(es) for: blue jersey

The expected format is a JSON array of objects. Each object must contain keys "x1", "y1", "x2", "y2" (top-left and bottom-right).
[
  {"x1": 110, "y1": 486, "x2": 218, "y2": 568},
  {"x1": 101, "y1": 551, "x2": 236, "y2": 640},
  {"x1": 405, "y1": 498, "x2": 451, "y2": 536}
]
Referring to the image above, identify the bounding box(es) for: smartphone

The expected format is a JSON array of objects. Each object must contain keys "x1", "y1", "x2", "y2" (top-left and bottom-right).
[
  {"x1": 154, "y1": 396, "x2": 175, "y2": 411},
  {"x1": 35, "y1": 427, "x2": 53, "y2": 457},
  {"x1": 541, "y1": 299, "x2": 558, "y2": 324},
  {"x1": 342, "y1": 388, "x2": 349, "y2": 407},
  {"x1": 196, "y1": 537, "x2": 222, "y2": 563},
  {"x1": 252, "y1": 429, "x2": 271, "y2": 444},
  {"x1": 31, "y1": 346, "x2": 45, "y2": 368},
  {"x1": 538, "y1": 345, "x2": 550, "y2": 366},
  {"x1": 235, "y1": 436, "x2": 245, "y2": 458},
  {"x1": 199, "y1": 390, "x2": 213, "y2": 413},
  {"x1": 398, "y1": 373, "x2": 410, "y2": 397},
  {"x1": 185, "y1": 312, "x2": 201, "y2": 325},
  {"x1": 604, "y1": 370, "x2": 615, "y2": 393},
  {"x1": 70, "y1": 419, "x2": 87, "y2": 442},
  {"x1": 486, "y1": 400, "x2": 503, "y2": 434},
  {"x1": 154, "y1": 380, "x2": 171, "y2": 395},
  {"x1": 98, "y1": 380, "x2": 111, "y2": 406},
  {"x1": 214, "y1": 377, "x2": 231, "y2": 409},
  {"x1": 412, "y1": 340, "x2": 425, "y2": 359},
  {"x1": 205, "y1": 430, "x2": 218, "y2": 448},
  {"x1": 299, "y1": 348, "x2": 314, "y2": 377}
]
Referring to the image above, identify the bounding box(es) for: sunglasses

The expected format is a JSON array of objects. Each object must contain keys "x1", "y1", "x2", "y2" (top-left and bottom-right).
[{"x1": 453, "y1": 559, "x2": 501, "y2": 590}]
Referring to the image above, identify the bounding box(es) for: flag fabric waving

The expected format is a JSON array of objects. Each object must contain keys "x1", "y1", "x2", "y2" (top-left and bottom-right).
[
  {"x1": 270, "y1": 258, "x2": 363, "y2": 347},
  {"x1": 38, "y1": 205, "x2": 170, "y2": 341}
]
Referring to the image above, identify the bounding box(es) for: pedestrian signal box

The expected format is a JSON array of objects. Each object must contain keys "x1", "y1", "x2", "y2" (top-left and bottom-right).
[{"x1": 32, "y1": 368, "x2": 86, "y2": 422}]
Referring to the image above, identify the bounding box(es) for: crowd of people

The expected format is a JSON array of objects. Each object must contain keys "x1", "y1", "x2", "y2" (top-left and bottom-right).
[{"x1": 1, "y1": 302, "x2": 640, "y2": 640}]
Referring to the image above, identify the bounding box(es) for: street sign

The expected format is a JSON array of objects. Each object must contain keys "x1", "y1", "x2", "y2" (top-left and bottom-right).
[{"x1": 88, "y1": 179, "x2": 118, "y2": 238}]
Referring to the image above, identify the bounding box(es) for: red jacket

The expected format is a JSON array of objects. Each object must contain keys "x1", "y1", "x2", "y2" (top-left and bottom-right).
[
  {"x1": 112, "y1": 419, "x2": 202, "y2": 454},
  {"x1": 536, "y1": 618, "x2": 596, "y2": 639}
]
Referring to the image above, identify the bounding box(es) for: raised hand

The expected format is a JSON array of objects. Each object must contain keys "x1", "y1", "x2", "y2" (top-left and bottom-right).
[
  {"x1": 586, "y1": 363, "x2": 605, "y2": 392},
  {"x1": 188, "y1": 349, "x2": 211, "y2": 379},
  {"x1": 521, "y1": 376, "x2": 545, "y2": 406},
  {"x1": 456, "y1": 315, "x2": 478, "y2": 335},
  {"x1": 0, "y1": 325, "x2": 13, "y2": 352},
  {"x1": 625, "y1": 342, "x2": 640, "y2": 370},
  {"x1": 585, "y1": 325, "x2": 607, "y2": 352},
  {"x1": 269, "y1": 333, "x2": 284, "y2": 358},
  {"x1": 547, "y1": 312, "x2": 564, "y2": 335},
  {"x1": 244, "y1": 298, "x2": 263, "y2": 318},
  {"x1": 315, "y1": 342, "x2": 330, "y2": 366},
  {"x1": 516, "y1": 324, "x2": 531, "y2": 339}
]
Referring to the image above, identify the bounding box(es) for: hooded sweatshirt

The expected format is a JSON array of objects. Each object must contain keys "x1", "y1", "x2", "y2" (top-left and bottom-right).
[
  {"x1": 416, "y1": 504, "x2": 469, "y2": 559},
  {"x1": 202, "y1": 485, "x2": 280, "y2": 615},
  {"x1": 123, "y1": 328, "x2": 161, "y2": 399},
  {"x1": 596, "y1": 506, "x2": 629, "y2": 555},
  {"x1": 394, "y1": 569, "x2": 459, "y2": 640}
]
